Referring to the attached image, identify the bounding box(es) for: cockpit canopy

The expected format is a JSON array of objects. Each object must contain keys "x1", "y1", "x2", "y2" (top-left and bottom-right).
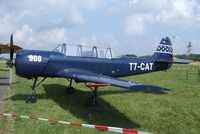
[{"x1": 54, "y1": 43, "x2": 113, "y2": 59}]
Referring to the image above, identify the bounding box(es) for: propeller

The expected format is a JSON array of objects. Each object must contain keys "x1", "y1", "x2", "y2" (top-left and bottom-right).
[
  {"x1": 10, "y1": 34, "x2": 14, "y2": 61},
  {"x1": 6, "y1": 34, "x2": 14, "y2": 86},
  {"x1": 6, "y1": 34, "x2": 14, "y2": 68}
]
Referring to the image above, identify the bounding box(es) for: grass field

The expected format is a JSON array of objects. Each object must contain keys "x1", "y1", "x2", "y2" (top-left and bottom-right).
[{"x1": 0, "y1": 64, "x2": 200, "y2": 134}]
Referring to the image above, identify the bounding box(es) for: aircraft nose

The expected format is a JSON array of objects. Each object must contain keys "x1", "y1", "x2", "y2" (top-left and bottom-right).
[
  {"x1": 15, "y1": 50, "x2": 29, "y2": 78},
  {"x1": 15, "y1": 50, "x2": 23, "y2": 65},
  {"x1": 16, "y1": 49, "x2": 26, "y2": 56}
]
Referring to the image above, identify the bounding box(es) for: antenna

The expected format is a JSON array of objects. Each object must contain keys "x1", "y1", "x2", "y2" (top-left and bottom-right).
[{"x1": 186, "y1": 41, "x2": 192, "y2": 57}]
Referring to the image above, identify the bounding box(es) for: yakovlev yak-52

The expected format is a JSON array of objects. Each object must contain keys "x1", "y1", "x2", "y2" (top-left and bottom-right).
[{"x1": 6, "y1": 34, "x2": 191, "y2": 106}]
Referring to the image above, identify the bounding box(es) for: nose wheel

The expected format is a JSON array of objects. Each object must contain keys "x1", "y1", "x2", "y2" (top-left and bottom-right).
[
  {"x1": 26, "y1": 77, "x2": 46, "y2": 103},
  {"x1": 26, "y1": 77, "x2": 38, "y2": 103},
  {"x1": 26, "y1": 94, "x2": 37, "y2": 103}
]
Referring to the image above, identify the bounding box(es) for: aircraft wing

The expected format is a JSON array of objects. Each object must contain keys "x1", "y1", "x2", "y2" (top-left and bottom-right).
[{"x1": 56, "y1": 69, "x2": 165, "y2": 90}]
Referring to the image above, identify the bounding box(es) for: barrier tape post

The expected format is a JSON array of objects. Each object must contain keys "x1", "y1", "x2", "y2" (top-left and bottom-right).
[{"x1": 0, "y1": 112, "x2": 152, "y2": 134}]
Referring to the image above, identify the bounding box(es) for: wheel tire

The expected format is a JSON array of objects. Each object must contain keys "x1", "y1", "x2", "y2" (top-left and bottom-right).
[
  {"x1": 65, "y1": 87, "x2": 75, "y2": 94},
  {"x1": 26, "y1": 95, "x2": 37, "y2": 103}
]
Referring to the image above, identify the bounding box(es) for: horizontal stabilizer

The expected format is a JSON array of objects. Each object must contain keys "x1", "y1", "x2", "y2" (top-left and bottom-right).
[
  {"x1": 172, "y1": 59, "x2": 192, "y2": 64},
  {"x1": 155, "y1": 58, "x2": 192, "y2": 64}
]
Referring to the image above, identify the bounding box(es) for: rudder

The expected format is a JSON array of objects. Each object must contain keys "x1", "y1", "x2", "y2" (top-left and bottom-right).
[{"x1": 153, "y1": 37, "x2": 173, "y2": 62}]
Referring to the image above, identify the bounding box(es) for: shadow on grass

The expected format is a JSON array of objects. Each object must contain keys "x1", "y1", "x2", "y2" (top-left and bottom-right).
[
  {"x1": 9, "y1": 83, "x2": 169, "y2": 128},
  {"x1": 42, "y1": 84, "x2": 140, "y2": 128},
  {"x1": 8, "y1": 84, "x2": 139, "y2": 128}
]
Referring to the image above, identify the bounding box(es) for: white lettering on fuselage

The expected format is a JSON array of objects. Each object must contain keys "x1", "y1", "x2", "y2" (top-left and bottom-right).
[
  {"x1": 28, "y1": 55, "x2": 42, "y2": 62},
  {"x1": 129, "y1": 63, "x2": 153, "y2": 71}
]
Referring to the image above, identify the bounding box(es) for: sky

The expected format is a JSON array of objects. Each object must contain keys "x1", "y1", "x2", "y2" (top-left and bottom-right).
[{"x1": 0, "y1": 0, "x2": 200, "y2": 56}]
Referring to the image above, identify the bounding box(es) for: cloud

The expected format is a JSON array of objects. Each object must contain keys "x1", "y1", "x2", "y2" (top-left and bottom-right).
[
  {"x1": 0, "y1": 0, "x2": 105, "y2": 49},
  {"x1": 0, "y1": 0, "x2": 109, "y2": 36},
  {"x1": 1, "y1": 0, "x2": 200, "y2": 55},
  {"x1": 125, "y1": 14, "x2": 154, "y2": 36},
  {"x1": 107, "y1": 0, "x2": 200, "y2": 37},
  {"x1": 14, "y1": 24, "x2": 70, "y2": 50},
  {"x1": 0, "y1": 0, "x2": 86, "y2": 30},
  {"x1": 125, "y1": 16, "x2": 144, "y2": 36},
  {"x1": 155, "y1": 0, "x2": 200, "y2": 26},
  {"x1": 14, "y1": 24, "x2": 119, "y2": 54},
  {"x1": 0, "y1": 15, "x2": 14, "y2": 35},
  {"x1": 106, "y1": 0, "x2": 168, "y2": 16}
]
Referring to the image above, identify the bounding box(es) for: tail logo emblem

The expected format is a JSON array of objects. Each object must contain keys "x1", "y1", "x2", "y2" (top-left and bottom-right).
[{"x1": 156, "y1": 45, "x2": 173, "y2": 54}]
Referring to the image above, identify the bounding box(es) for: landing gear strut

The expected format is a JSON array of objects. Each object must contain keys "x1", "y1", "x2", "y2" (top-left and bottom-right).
[
  {"x1": 65, "y1": 79, "x2": 75, "y2": 94},
  {"x1": 26, "y1": 77, "x2": 47, "y2": 103},
  {"x1": 26, "y1": 77, "x2": 38, "y2": 103},
  {"x1": 85, "y1": 83, "x2": 110, "y2": 107},
  {"x1": 85, "y1": 87, "x2": 98, "y2": 107}
]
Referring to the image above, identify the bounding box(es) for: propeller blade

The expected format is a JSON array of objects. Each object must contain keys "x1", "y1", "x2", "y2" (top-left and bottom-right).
[
  {"x1": 10, "y1": 34, "x2": 14, "y2": 61},
  {"x1": 6, "y1": 34, "x2": 14, "y2": 68}
]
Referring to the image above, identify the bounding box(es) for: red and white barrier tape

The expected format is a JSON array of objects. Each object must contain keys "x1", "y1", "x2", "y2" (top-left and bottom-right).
[{"x1": 0, "y1": 112, "x2": 152, "y2": 134}]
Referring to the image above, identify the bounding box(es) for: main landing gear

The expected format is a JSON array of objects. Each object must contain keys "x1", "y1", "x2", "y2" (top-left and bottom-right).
[
  {"x1": 85, "y1": 83, "x2": 110, "y2": 107},
  {"x1": 65, "y1": 79, "x2": 75, "y2": 94},
  {"x1": 26, "y1": 77, "x2": 46, "y2": 103},
  {"x1": 65, "y1": 79, "x2": 98, "y2": 107},
  {"x1": 85, "y1": 86, "x2": 98, "y2": 107},
  {"x1": 25, "y1": 77, "x2": 109, "y2": 108}
]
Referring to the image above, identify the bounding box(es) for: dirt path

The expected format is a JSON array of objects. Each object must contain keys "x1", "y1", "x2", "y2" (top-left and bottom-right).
[{"x1": 191, "y1": 61, "x2": 200, "y2": 66}]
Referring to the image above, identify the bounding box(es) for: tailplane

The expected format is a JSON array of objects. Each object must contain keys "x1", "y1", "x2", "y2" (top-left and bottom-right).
[{"x1": 153, "y1": 37, "x2": 192, "y2": 64}]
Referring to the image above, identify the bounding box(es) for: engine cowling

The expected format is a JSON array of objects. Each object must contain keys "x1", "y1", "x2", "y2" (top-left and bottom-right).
[{"x1": 15, "y1": 50, "x2": 51, "y2": 79}]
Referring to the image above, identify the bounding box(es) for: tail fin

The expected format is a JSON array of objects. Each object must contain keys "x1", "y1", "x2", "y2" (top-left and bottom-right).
[
  {"x1": 153, "y1": 37, "x2": 173, "y2": 62},
  {"x1": 153, "y1": 37, "x2": 191, "y2": 70}
]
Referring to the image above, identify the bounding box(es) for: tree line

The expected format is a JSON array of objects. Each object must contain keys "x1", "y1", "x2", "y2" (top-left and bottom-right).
[{"x1": 125, "y1": 54, "x2": 200, "y2": 61}]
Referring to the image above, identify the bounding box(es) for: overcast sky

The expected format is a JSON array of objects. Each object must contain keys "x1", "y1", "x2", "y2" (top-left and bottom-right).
[{"x1": 0, "y1": 0, "x2": 200, "y2": 56}]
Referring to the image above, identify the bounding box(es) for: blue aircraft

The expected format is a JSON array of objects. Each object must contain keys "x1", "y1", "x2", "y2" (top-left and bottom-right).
[{"x1": 6, "y1": 35, "x2": 191, "y2": 106}]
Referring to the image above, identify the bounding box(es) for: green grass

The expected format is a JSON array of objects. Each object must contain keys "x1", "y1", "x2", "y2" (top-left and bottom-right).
[
  {"x1": 0, "y1": 61, "x2": 14, "y2": 134},
  {"x1": 1, "y1": 64, "x2": 200, "y2": 134}
]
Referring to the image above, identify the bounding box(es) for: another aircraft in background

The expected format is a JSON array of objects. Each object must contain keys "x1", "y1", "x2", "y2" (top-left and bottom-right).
[{"x1": 0, "y1": 42, "x2": 22, "y2": 54}]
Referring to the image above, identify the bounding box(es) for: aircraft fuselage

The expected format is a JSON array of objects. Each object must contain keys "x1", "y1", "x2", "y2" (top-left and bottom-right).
[{"x1": 15, "y1": 50, "x2": 172, "y2": 79}]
